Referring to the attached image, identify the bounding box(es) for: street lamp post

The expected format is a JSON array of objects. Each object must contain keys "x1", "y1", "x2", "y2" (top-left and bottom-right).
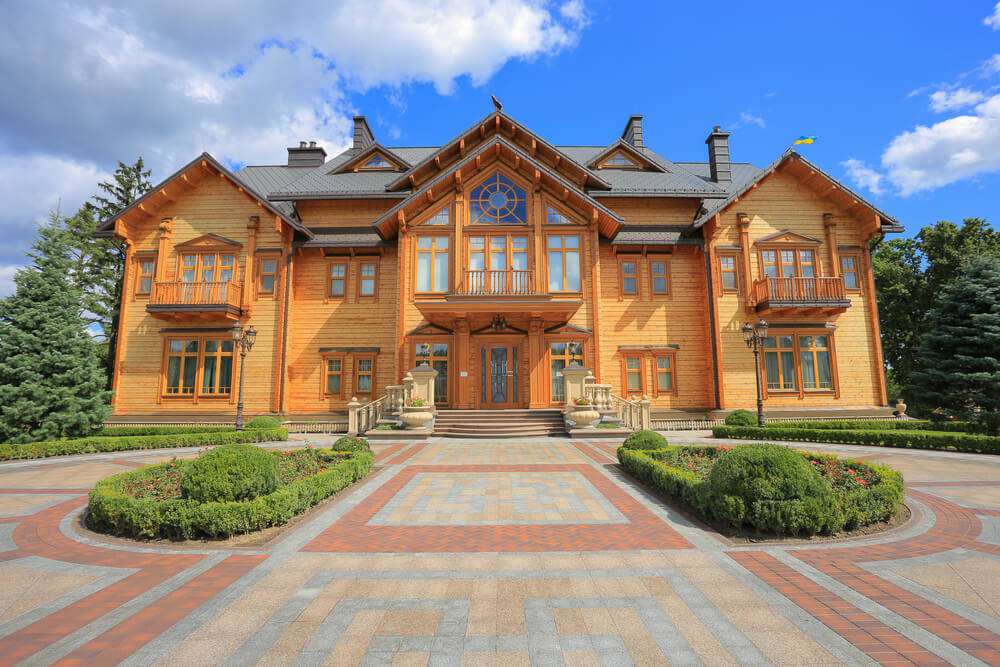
[
  {"x1": 742, "y1": 318, "x2": 769, "y2": 428},
  {"x1": 231, "y1": 321, "x2": 257, "y2": 431}
]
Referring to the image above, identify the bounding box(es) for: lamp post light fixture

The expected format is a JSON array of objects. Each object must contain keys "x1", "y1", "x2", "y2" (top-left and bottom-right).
[
  {"x1": 742, "y1": 318, "x2": 769, "y2": 427},
  {"x1": 231, "y1": 321, "x2": 258, "y2": 431}
]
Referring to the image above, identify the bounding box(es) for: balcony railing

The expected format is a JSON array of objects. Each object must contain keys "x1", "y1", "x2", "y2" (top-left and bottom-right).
[
  {"x1": 150, "y1": 281, "x2": 242, "y2": 308},
  {"x1": 460, "y1": 269, "x2": 534, "y2": 295},
  {"x1": 752, "y1": 276, "x2": 847, "y2": 307}
]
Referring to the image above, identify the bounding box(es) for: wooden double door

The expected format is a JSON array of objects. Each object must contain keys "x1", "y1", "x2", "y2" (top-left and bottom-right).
[{"x1": 477, "y1": 338, "x2": 524, "y2": 409}]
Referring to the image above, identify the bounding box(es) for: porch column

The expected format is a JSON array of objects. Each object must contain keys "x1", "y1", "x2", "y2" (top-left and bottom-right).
[
  {"x1": 409, "y1": 363, "x2": 439, "y2": 408},
  {"x1": 455, "y1": 318, "x2": 472, "y2": 409},
  {"x1": 559, "y1": 363, "x2": 590, "y2": 412},
  {"x1": 528, "y1": 317, "x2": 545, "y2": 408}
]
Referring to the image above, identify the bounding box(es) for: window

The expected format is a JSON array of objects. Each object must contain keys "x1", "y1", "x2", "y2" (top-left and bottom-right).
[
  {"x1": 163, "y1": 338, "x2": 233, "y2": 398},
  {"x1": 424, "y1": 206, "x2": 450, "y2": 226},
  {"x1": 763, "y1": 335, "x2": 797, "y2": 391},
  {"x1": 654, "y1": 354, "x2": 675, "y2": 395},
  {"x1": 719, "y1": 253, "x2": 739, "y2": 292},
  {"x1": 619, "y1": 258, "x2": 638, "y2": 296},
  {"x1": 416, "y1": 236, "x2": 450, "y2": 293},
  {"x1": 181, "y1": 252, "x2": 236, "y2": 283},
  {"x1": 841, "y1": 254, "x2": 860, "y2": 290},
  {"x1": 258, "y1": 256, "x2": 277, "y2": 296},
  {"x1": 760, "y1": 247, "x2": 817, "y2": 278},
  {"x1": 414, "y1": 342, "x2": 449, "y2": 403},
  {"x1": 359, "y1": 155, "x2": 392, "y2": 170},
  {"x1": 547, "y1": 206, "x2": 574, "y2": 224},
  {"x1": 467, "y1": 234, "x2": 529, "y2": 293},
  {"x1": 355, "y1": 357, "x2": 374, "y2": 394},
  {"x1": 469, "y1": 172, "x2": 527, "y2": 224},
  {"x1": 329, "y1": 262, "x2": 346, "y2": 298},
  {"x1": 358, "y1": 261, "x2": 377, "y2": 297},
  {"x1": 623, "y1": 356, "x2": 644, "y2": 395},
  {"x1": 324, "y1": 358, "x2": 343, "y2": 395},
  {"x1": 547, "y1": 235, "x2": 581, "y2": 292},
  {"x1": 549, "y1": 341, "x2": 585, "y2": 403},
  {"x1": 799, "y1": 335, "x2": 833, "y2": 390},
  {"x1": 650, "y1": 259, "x2": 668, "y2": 295},
  {"x1": 136, "y1": 258, "x2": 155, "y2": 295},
  {"x1": 602, "y1": 152, "x2": 638, "y2": 168}
]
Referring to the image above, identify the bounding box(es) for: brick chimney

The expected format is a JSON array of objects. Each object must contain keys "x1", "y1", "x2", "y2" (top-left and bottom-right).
[
  {"x1": 705, "y1": 126, "x2": 731, "y2": 185},
  {"x1": 286, "y1": 140, "x2": 326, "y2": 167},
  {"x1": 353, "y1": 116, "x2": 375, "y2": 152},
  {"x1": 621, "y1": 115, "x2": 643, "y2": 148}
]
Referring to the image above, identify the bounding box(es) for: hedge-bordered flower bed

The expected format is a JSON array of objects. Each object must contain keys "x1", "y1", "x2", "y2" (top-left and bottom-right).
[
  {"x1": 0, "y1": 428, "x2": 289, "y2": 462},
  {"x1": 96, "y1": 425, "x2": 237, "y2": 437},
  {"x1": 761, "y1": 420, "x2": 987, "y2": 434},
  {"x1": 88, "y1": 447, "x2": 373, "y2": 539},
  {"x1": 617, "y1": 445, "x2": 904, "y2": 536},
  {"x1": 712, "y1": 425, "x2": 1000, "y2": 455}
]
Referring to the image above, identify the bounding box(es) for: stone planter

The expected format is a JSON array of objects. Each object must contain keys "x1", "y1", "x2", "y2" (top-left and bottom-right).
[
  {"x1": 566, "y1": 407, "x2": 600, "y2": 428},
  {"x1": 400, "y1": 405, "x2": 434, "y2": 430}
]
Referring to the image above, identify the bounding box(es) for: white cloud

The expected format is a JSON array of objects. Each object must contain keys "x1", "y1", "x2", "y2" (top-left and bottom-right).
[
  {"x1": 929, "y1": 87, "x2": 986, "y2": 112},
  {"x1": 842, "y1": 158, "x2": 885, "y2": 196},
  {"x1": 985, "y1": 2, "x2": 1000, "y2": 29},
  {"x1": 734, "y1": 110, "x2": 766, "y2": 129},
  {"x1": 985, "y1": 54, "x2": 1000, "y2": 74},
  {"x1": 560, "y1": 0, "x2": 589, "y2": 27},
  {"x1": 0, "y1": 265, "x2": 20, "y2": 298}
]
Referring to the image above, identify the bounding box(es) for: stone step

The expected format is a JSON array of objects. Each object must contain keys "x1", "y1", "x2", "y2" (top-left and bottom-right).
[{"x1": 431, "y1": 409, "x2": 567, "y2": 438}]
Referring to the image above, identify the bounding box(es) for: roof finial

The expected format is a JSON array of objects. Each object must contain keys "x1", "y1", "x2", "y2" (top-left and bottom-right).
[{"x1": 491, "y1": 94, "x2": 503, "y2": 111}]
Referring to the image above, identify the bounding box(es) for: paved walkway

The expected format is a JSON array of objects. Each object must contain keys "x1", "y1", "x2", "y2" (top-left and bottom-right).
[{"x1": 1, "y1": 434, "x2": 999, "y2": 665}]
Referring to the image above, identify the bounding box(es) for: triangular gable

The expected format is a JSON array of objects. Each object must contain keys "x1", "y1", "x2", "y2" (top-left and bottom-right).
[
  {"x1": 371, "y1": 135, "x2": 624, "y2": 240},
  {"x1": 408, "y1": 323, "x2": 453, "y2": 336},
  {"x1": 93, "y1": 152, "x2": 311, "y2": 240},
  {"x1": 332, "y1": 143, "x2": 411, "y2": 174},
  {"x1": 413, "y1": 202, "x2": 452, "y2": 226},
  {"x1": 588, "y1": 140, "x2": 663, "y2": 171},
  {"x1": 544, "y1": 323, "x2": 592, "y2": 334},
  {"x1": 384, "y1": 110, "x2": 611, "y2": 193},
  {"x1": 175, "y1": 233, "x2": 242, "y2": 248},
  {"x1": 693, "y1": 150, "x2": 901, "y2": 235},
  {"x1": 754, "y1": 230, "x2": 822, "y2": 245}
]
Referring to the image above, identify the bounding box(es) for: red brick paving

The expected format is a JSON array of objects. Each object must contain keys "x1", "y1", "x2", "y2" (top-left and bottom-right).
[
  {"x1": 385, "y1": 443, "x2": 427, "y2": 465},
  {"x1": 373, "y1": 443, "x2": 407, "y2": 463},
  {"x1": 303, "y1": 464, "x2": 692, "y2": 552},
  {"x1": 568, "y1": 441, "x2": 614, "y2": 463}
]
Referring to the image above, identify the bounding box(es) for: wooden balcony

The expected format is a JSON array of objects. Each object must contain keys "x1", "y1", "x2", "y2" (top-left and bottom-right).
[
  {"x1": 146, "y1": 281, "x2": 243, "y2": 320},
  {"x1": 752, "y1": 276, "x2": 850, "y2": 315},
  {"x1": 460, "y1": 269, "x2": 535, "y2": 296}
]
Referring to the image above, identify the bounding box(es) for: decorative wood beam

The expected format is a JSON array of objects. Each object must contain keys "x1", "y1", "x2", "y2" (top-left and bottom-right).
[
  {"x1": 511, "y1": 125, "x2": 517, "y2": 141},
  {"x1": 179, "y1": 174, "x2": 195, "y2": 189},
  {"x1": 493, "y1": 143, "x2": 501, "y2": 158},
  {"x1": 425, "y1": 190, "x2": 434, "y2": 205},
  {"x1": 554, "y1": 155, "x2": 562, "y2": 169},
  {"x1": 454, "y1": 170, "x2": 463, "y2": 192},
  {"x1": 479, "y1": 124, "x2": 486, "y2": 138},
  {"x1": 495, "y1": 116, "x2": 500, "y2": 133},
  {"x1": 459, "y1": 138, "x2": 466, "y2": 157},
  {"x1": 398, "y1": 210, "x2": 406, "y2": 233},
  {"x1": 199, "y1": 160, "x2": 213, "y2": 176},
  {"x1": 434, "y1": 155, "x2": 442, "y2": 169},
  {"x1": 408, "y1": 174, "x2": 416, "y2": 188},
  {"x1": 274, "y1": 215, "x2": 281, "y2": 233},
  {"x1": 561, "y1": 187, "x2": 569, "y2": 201},
  {"x1": 531, "y1": 139, "x2": 537, "y2": 156},
  {"x1": 475, "y1": 155, "x2": 482, "y2": 170},
  {"x1": 591, "y1": 208, "x2": 599, "y2": 229},
  {"x1": 513, "y1": 155, "x2": 521, "y2": 172},
  {"x1": 533, "y1": 169, "x2": 541, "y2": 193},
  {"x1": 159, "y1": 188, "x2": 175, "y2": 203}
]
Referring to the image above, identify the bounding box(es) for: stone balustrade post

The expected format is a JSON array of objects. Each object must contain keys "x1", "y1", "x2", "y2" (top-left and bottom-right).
[
  {"x1": 639, "y1": 395, "x2": 652, "y2": 430},
  {"x1": 347, "y1": 396, "x2": 361, "y2": 435},
  {"x1": 559, "y1": 363, "x2": 591, "y2": 413},
  {"x1": 408, "y1": 363, "x2": 439, "y2": 408}
]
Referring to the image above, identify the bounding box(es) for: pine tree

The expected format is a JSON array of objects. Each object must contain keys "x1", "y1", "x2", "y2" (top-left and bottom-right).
[
  {"x1": 909, "y1": 255, "x2": 1000, "y2": 424},
  {"x1": 0, "y1": 212, "x2": 112, "y2": 443}
]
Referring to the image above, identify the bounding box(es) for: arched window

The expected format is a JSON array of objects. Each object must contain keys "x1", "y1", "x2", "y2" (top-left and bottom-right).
[{"x1": 469, "y1": 173, "x2": 527, "y2": 224}]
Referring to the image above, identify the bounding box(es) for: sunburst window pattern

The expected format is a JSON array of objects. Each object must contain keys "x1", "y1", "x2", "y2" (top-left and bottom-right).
[{"x1": 469, "y1": 173, "x2": 527, "y2": 224}]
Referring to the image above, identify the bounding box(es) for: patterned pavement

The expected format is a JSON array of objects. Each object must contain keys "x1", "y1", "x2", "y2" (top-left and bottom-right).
[{"x1": 0, "y1": 435, "x2": 998, "y2": 665}]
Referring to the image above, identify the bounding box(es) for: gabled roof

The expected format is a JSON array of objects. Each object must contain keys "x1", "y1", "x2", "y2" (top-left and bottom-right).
[
  {"x1": 95, "y1": 152, "x2": 311, "y2": 239},
  {"x1": 693, "y1": 150, "x2": 902, "y2": 233},
  {"x1": 332, "y1": 142, "x2": 412, "y2": 173},
  {"x1": 175, "y1": 233, "x2": 242, "y2": 247},
  {"x1": 586, "y1": 139, "x2": 663, "y2": 171},
  {"x1": 755, "y1": 230, "x2": 822, "y2": 244}
]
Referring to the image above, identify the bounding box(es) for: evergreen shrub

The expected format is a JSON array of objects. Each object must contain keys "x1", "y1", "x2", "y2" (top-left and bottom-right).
[
  {"x1": 245, "y1": 416, "x2": 282, "y2": 429},
  {"x1": 333, "y1": 436, "x2": 371, "y2": 452},
  {"x1": 712, "y1": 425, "x2": 1000, "y2": 455},
  {"x1": 97, "y1": 426, "x2": 236, "y2": 437},
  {"x1": 622, "y1": 429, "x2": 667, "y2": 450},
  {"x1": 725, "y1": 409, "x2": 759, "y2": 427},
  {"x1": 180, "y1": 444, "x2": 279, "y2": 503}
]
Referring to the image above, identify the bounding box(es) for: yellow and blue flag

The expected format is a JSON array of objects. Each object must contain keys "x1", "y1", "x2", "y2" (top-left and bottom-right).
[{"x1": 793, "y1": 136, "x2": 818, "y2": 145}]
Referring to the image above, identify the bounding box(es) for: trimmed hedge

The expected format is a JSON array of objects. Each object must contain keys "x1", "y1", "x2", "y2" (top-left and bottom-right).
[
  {"x1": 181, "y1": 444, "x2": 279, "y2": 502},
  {"x1": 333, "y1": 436, "x2": 371, "y2": 452},
  {"x1": 88, "y1": 449, "x2": 374, "y2": 539},
  {"x1": 96, "y1": 426, "x2": 236, "y2": 437},
  {"x1": 0, "y1": 428, "x2": 289, "y2": 462},
  {"x1": 763, "y1": 420, "x2": 986, "y2": 434},
  {"x1": 622, "y1": 430, "x2": 667, "y2": 450},
  {"x1": 618, "y1": 445, "x2": 903, "y2": 536},
  {"x1": 713, "y1": 425, "x2": 1000, "y2": 455},
  {"x1": 245, "y1": 416, "x2": 282, "y2": 429},
  {"x1": 725, "y1": 409, "x2": 759, "y2": 427}
]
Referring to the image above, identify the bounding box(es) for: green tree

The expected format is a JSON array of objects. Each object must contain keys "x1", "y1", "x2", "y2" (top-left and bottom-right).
[
  {"x1": 62, "y1": 158, "x2": 152, "y2": 386},
  {"x1": 0, "y1": 212, "x2": 112, "y2": 443},
  {"x1": 908, "y1": 255, "x2": 1000, "y2": 424}
]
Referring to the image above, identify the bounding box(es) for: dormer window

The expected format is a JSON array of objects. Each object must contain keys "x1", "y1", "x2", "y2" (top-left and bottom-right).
[
  {"x1": 601, "y1": 152, "x2": 638, "y2": 168},
  {"x1": 359, "y1": 155, "x2": 393, "y2": 170},
  {"x1": 470, "y1": 173, "x2": 527, "y2": 225}
]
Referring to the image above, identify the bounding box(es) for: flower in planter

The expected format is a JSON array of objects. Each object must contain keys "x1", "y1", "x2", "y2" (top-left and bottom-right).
[
  {"x1": 406, "y1": 397, "x2": 427, "y2": 407},
  {"x1": 572, "y1": 396, "x2": 592, "y2": 406}
]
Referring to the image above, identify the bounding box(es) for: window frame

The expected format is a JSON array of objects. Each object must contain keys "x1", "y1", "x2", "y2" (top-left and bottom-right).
[
  {"x1": 414, "y1": 234, "x2": 452, "y2": 294},
  {"x1": 413, "y1": 340, "x2": 451, "y2": 405},
  {"x1": 597, "y1": 150, "x2": 641, "y2": 169},
  {"x1": 160, "y1": 336, "x2": 236, "y2": 402},
  {"x1": 717, "y1": 251, "x2": 741, "y2": 294},
  {"x1": 326, "y1": 259, "x2": 348, "y2": 300},
  {"x1": 652, "y1": 352, "x2": 677, "y2": 397},
  {"x1": 357, "y1": 259, "x2": 379, "y2": 300},
  {"x1": 648, "y1": 255, "x2": 670, "y2": 297},
  {"x1": 256, "y1": 254, "x2": 279, "y2": 299},
  {"x1": 620, "y1": 355, "x2": 645, "y2": 396},
  {"x1": 135, "y1": 256, "x2": 156, "y2": 297},
  {"x1": 545, "y1": 233, "x2": 583, "y2": 294},
  {"x1": 354, "y1": 355, "x2": 376, "y2": 396},
  {"x1": 840, "y1": 252, "x2": 862, "y2": 292},
  {"x1": 178, "y1": 250, "x2": 238, "y2": 284},
  {"x1": 760, "y1": 329, "x2": 840, "y2": 399},
  {"x1": 547, "y1": 338, "x2": 586, "y2": 405},
  {"x1": 468, "y1": 171, "x2": 529, "y2": 225},
  {"x1": 618, "y1": 256, "x2": 640, "y2": 299},
  {"x1": 322, "y1": 355, "x2": 345, "y2": 397},
  {"x1": 757, "y1": 245, "x2": 821, "y2": 279}
]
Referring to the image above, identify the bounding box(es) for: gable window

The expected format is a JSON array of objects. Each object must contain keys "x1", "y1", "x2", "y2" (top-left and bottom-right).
[
  {"x1": 547, "y1": 234, "x2": 581, "y2": 292},
  {"x1": 324, "y1": 358, "x2": 343, "y2": 395},
  {"x1": 761, "y1": 248, "x2": 816, "y2": 278},
  {"x1": 358, "y1": 261, "x2": 378, "y2": 297},
  {"x1": 619, "y1": 258, "x2": 638, "y2": 296},
  {"x1": 547, "y1": 206, "x2": 574, "y2": 224},
  {"x1": 414, "y1": 342, "x2": 449, "y2": 403},
  {"x1": 257, "y1": 256, "x2": 278, "y2": 296},
  {"x1": 359, "y1": 155, "x2": 393, "y2": 170},
  {"x1": 654, "y1": 353, "x2": 676, "y2": 396},
  {"x1": 763, "y1": 335, "x2": 797, "y2": 391},
  {"x1": 163, "y1": 337, "x2": 233, "y2": 398},
  {"x1": 650, "y1": 258, "x2": 669, "y2": 295},
  {"x1": 416, "y1": 236, "x2": 450, "y2": 293},
  {"x1": 355, "y1": 357, "x2": 374, "y2": 395},
  {"x1": 549, "y1": 341, "x2": 585, "y2": 404},
  {"x1": 469, "y1": 172, "x2": 527, "y2": 225},
  {"x1": 840, "y1": 254, "x2": 860, "y2": 290},
  {"x1": 719, "y1": 253, "x2": 740, "y2": 292},
  {"x1": 602, "y1": 152, "x2": 638, "y2": 168},
  {"x1": 329, "y1": 261, "x2": 347, "y2": 298},
  {"x1": 136, "y1": 258, "x2": 155, "y2": 295},
  {"x1": 622, "y1": 356, "x2": 644, "y2": 395},
  {"x1": 424, "y1": 206, "x2": 451, "y2": 226}
]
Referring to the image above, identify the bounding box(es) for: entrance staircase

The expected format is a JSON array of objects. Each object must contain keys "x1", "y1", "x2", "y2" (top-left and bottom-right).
[{"x1": 433, "y1": 409, "x2": 566, "y2": 438}]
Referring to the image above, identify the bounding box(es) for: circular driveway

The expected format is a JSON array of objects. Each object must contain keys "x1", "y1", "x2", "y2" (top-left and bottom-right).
[{"x1": 0, "y1": 435, "x2": 998, "y2": 664}]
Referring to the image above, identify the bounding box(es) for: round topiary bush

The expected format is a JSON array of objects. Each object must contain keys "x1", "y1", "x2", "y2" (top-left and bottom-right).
[
  {"x1": 333, "y1": 436, "x2": 371, "y2": 452},
  {"x1": 245, "y1": 415, "x2": 281, "y2": 429},
  {"x1": 725, "y1": 409, "x2": 759, "y2": 427},
  {"x1": 622, "y1": 429, "x2": 667, "y2": 450},
  {"x1": 180, "y1": 444, "x2": 279, "y2": 503}
]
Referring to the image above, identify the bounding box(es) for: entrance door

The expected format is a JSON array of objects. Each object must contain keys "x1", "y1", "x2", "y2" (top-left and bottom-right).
[{"x1": 480, "y1": 344, "x2": 519, "y2": 408}]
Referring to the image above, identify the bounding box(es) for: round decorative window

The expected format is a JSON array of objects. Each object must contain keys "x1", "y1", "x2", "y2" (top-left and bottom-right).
[{"x1": 470, "y1": 173, "x2": 527, "y2": 224}]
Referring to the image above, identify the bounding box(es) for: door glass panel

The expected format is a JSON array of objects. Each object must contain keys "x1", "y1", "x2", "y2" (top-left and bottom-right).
[
  {"x1": 550, "y1": 342, "x2": 567, "y2": 403},
  {"x1": 433, "y1": 343, "x2": 448, "y2": 403},
  {"x1": 490, "y1": 347, "x2": 508, "y2": 403}
]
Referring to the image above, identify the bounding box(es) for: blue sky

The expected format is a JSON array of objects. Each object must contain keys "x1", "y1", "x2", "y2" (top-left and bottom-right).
[{"x1": 1, "y1": 1, "x2": 998, "y2": 295}]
